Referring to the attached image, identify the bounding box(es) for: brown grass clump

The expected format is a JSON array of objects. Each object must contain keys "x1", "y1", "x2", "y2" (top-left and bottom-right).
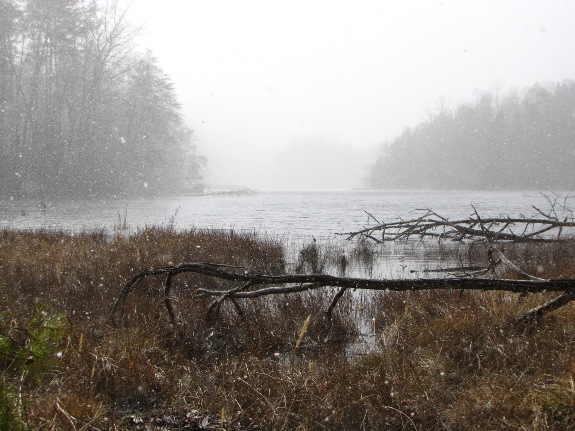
[
  {"x1": 2, "y1": 229, "x2": 575, "y2": 430},
  {"x1": 495, "y1": 239, "x2": 575, "y2": 279},
  {"x1": 367, "y1": 289, "x2": 575, "y2": 430}
]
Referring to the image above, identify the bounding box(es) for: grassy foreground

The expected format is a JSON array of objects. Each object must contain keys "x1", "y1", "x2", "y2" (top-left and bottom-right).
[{"x1": 1, "y1": 227, "x2": 575, "y2": 430}]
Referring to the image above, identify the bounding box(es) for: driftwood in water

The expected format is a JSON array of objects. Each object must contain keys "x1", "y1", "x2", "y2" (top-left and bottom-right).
[
  {"x1": 343, "y1": 194, "x2": 575, "y2": 243},
  {"x1": 109, "y1": 252, "x2": 575, "y2": 328}
]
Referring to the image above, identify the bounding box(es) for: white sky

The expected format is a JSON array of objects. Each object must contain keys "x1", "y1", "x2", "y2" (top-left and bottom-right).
[{"x1": 127, "y1": 0, "x2": 575, "y2": 190}]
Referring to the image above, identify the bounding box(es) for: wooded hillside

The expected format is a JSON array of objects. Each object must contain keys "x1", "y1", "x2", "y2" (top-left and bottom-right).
[
  {"x1": 0, "y1": 0, "x2": 205, "y2": 198},
  {"x1": 368, "y1": 81, "x2": 575, "y2": 190}
]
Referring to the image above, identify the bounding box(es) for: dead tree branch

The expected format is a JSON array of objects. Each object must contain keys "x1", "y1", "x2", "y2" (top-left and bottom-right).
[
  {"x1": 521, "y1": 291, "x2": 575, "y2": 324},
  {"x1": 109, "y1": 261, "x2": 575, "y2": 328},
  {"x1": 342, "y1": 199, "x2": 575, "y2": 243}
]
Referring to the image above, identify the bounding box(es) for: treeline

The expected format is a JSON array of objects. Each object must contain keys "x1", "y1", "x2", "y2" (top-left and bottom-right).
[
  {"x1": 368, "y1": 80, "x2": 575, "y2": 190},
  {"x1": 0, "y1": 0, "x2": 204, "y2": 199}
]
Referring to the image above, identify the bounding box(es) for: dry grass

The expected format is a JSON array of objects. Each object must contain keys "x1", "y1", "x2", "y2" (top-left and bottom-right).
[{"x1": 1, "y1": 229, "x2": 575, "y2": 430}]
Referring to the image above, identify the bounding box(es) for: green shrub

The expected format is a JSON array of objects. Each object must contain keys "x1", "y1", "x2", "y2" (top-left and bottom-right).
[
  {"x1": 0, "y1": 382, "x2": 24, "y2": 431},
  {"x1": 0, "y1": 301, "x2": 68, "y2": 384}
]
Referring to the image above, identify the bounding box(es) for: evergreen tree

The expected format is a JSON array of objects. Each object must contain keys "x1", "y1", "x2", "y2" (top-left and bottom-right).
[{"x1": 368, "y1": 80, "x2": 575, "y2": 191}]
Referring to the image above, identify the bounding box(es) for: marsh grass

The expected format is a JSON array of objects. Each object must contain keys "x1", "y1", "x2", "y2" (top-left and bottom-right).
[{"x1": 1, "y1": 228, "x2": 575, "y2": 430}]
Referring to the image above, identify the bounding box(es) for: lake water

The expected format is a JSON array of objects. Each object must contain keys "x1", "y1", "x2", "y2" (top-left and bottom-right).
[
  {"x1": 0, "y1": 190, "x2": 565, "y2": 238},
  {"x1": 3, "y1": 190, "x2": 571, "y2": 279}
]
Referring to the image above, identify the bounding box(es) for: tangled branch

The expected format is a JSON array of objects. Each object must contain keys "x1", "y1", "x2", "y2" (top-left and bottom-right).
[{"x1": 342, "y1": 201, "x2": 575, "y2": 243}]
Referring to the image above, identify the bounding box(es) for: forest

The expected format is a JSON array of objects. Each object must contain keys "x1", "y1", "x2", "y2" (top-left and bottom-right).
[
  {"x1": 0, "y1": 0, "x2": 204, "y2": 199},
  {"x1": 368, "y1": 80, "x2": 575, "y2": 190}
]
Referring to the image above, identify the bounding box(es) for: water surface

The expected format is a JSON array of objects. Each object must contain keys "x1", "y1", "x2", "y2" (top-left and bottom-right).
[{"x1": 0, "y1": 190, "x2": 560, "y2": 238}]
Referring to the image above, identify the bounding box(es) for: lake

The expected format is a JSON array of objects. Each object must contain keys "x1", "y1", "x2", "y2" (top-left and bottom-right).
[
  {"x1": 3, "y1": 190, "x2": 571, "y2": 279},
  {"x1": 0, "y1": 190, "x2": 565, "y2": 238}
]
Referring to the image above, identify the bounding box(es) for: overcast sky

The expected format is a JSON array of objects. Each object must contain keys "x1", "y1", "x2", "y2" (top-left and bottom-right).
[{"x1": 127, "y1": 0, "x2": 575, "y2": 190}]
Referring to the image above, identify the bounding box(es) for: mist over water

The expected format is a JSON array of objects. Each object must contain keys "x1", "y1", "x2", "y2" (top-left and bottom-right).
[
  {"x1": 127, "y1": 1, "x2": 575, "y2": 191},
  {"x1": 204, "y1": 138, "x2": 375, "y2": 190}
]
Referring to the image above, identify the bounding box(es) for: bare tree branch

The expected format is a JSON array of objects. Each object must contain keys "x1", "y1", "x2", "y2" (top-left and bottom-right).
[
  {"x1": 341, "y1": 213, "x2": 575, "y2": 243},
  {"x1": 109, "y1": 261, "x2": 575, "y2": 328}
]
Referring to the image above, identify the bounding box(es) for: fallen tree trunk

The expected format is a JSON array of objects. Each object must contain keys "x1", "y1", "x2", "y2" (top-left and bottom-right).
[{"x1": 109, "y1": 261, "x2": 575, "y2": 328}]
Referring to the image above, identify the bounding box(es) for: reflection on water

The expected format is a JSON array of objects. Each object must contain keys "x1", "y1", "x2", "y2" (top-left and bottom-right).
[{"x1": 282, "y1": 235, "x2": 493, "y2": 357}]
